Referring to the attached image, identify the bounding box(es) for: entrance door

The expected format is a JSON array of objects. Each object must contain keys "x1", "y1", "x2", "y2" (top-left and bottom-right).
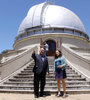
[{"x1": 46, "y1": 40, "x2": 56, "y2": 56}]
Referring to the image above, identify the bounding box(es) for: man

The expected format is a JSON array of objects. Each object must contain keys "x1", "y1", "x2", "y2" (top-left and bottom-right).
[{"x1": 32, "y1": 48, "x2": 49, "y2": 98}]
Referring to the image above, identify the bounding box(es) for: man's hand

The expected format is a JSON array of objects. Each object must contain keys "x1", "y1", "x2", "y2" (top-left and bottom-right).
[
  {"x1": 33, "y1": 50, "x2": 36, "y2": 54},
  {"x1": 53, "y1": 72, "x2": 55, "y2": 78},
  {"x1": 46, "y1": 72, "x2": 49, "y2": 76}
]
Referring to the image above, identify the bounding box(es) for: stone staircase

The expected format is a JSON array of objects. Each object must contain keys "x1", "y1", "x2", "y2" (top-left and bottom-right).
[{"x1": 0, "y1": 57, "x2": 90, "y2": 94}]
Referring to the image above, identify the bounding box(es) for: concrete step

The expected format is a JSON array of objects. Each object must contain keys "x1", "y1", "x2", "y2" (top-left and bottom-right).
[
  {"x1": 0, "y1": 89, "x2": 90, "y2": 94},
  {"x1": 26, "y1": 65, "x2": 70, "y2": 68},
  {"x1": 17, "y1": 72, "x2": 79, "y2": 75},
  {"x1": 0, "y1": 85, "x2": 90, "y2": 90},
  {"x1": 9, "y1": 77, "x2": 86, "y2": 82},
  {"x1": 14, "y1": 74, "x2": 81, "y2": 80},
  {"x1": 29, "y1": 64, "x2": 69, "y2": 67},
  {"x1": 0, "y1": 57, "x2": 90, "y2": 94},
  {"x1": 18, "y1": 71, "x2": 77, "y2": 75},
  {"x1": 20, "y1": 69, "x2": 75, "y2": 73},
  {"x1": 17, "y1": 73, "x2": 79, "y2": 76},
  {"x1": 14, "y1": 74, "x2": 81, "y2": 78},
  {"x1": 23, "y1": 67, "x2": 72, "y2": 71},
  {"x1": 4, "y1": 81, "x2": 90, "y2": 86}
]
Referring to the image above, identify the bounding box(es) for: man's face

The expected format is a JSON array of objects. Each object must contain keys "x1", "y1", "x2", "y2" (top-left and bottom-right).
[{"x1": 40, "y1": 48, "x2": 45, "y2": 55}]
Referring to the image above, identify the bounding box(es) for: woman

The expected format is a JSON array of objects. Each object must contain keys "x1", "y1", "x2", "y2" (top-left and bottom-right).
[{"x1": 53, "y1": 50, "x2": 67, "y2": 98}]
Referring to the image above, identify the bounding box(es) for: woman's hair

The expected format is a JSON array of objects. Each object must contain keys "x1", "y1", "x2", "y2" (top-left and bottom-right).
[{"x1": 54, "y1": 50, "x2": 62, "y2": 59}]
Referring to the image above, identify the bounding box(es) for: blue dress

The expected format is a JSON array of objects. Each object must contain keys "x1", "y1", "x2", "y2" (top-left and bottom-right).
[{"x1": 54, "y1": 56, "x2": 67, "y2": 79}]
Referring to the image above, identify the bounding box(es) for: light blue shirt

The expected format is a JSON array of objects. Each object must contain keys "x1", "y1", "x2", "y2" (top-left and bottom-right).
[
  {"x1": 54, "y1": 56, "x2": 66, "y2": 72},
  {"x1": 45, "y1": 43, "x2": 49, "y2": 51}
]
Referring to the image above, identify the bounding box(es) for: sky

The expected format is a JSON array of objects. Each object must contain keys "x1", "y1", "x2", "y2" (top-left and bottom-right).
[{"x1": 0, "y1": 0, "x2": 90, "y2": 53}]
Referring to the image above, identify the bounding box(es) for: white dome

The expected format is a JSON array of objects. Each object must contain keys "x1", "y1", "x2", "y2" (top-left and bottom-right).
[{"x1": 18, "y1": 2, "x2": 86, "y2": 35}]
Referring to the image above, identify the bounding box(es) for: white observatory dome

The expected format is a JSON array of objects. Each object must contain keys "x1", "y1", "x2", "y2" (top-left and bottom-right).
[{"x1": 18, "y1": 2, "x2": 86, "y2": 35}]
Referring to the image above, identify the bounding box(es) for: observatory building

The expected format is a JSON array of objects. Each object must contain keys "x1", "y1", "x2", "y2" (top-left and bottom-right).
[{"x1": 0, "y1": 2, "x2": 90, "y2": 93}]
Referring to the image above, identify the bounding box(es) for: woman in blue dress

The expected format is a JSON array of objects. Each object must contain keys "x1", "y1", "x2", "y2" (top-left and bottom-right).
[{"x1": 53, "y1": 50, "x2": 67, "y2": 98}]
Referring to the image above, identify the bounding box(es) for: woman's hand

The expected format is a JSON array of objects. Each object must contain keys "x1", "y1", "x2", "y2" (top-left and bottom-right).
[
  {"x1": 58, "y1": 65, "x2": 63, "y2": 68},
  {"x1": 53, "y1": 72, "x2": 55, "y2": 75}
]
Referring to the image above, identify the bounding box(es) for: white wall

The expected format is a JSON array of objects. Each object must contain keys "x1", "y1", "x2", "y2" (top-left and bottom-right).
[{"x1": 14, "y1": 34, "x2": 90, "y2": 50}]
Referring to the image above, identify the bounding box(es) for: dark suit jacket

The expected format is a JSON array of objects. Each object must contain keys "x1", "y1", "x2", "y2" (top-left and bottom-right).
[{"x1": 32, "y1": 53, "x2": 49, "y2": 75}]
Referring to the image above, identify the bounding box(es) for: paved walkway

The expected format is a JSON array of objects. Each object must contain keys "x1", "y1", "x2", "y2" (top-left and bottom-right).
[{"x1": 0, "y1": 93, "x2": 90, "y2": 100}]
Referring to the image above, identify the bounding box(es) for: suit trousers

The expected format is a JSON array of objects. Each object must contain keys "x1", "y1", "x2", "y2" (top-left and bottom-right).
[{"x1": 34, "y1": 73, "x2": 46, "y2": 96}]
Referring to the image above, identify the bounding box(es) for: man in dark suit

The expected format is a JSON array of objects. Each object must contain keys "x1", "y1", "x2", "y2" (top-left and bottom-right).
[{"x1": 32, "y1": 48, "x2": 49, "y2": 98}]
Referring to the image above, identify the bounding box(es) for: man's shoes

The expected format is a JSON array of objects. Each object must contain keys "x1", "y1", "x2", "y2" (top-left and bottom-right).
[
  {"x1": 40, "y1": 93, "x2": 46, "y2": 97},
  {"x1": 34, "y1": 95, "x2": 39, "y2": 98}
]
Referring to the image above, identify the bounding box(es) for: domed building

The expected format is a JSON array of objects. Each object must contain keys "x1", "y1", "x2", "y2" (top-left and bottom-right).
[
  {"x1": 0, "y1": 2, "x2": 90, "y2": 93},
  {"x1": 14, "y1": 2, "x2": 89, "y2": 56}
]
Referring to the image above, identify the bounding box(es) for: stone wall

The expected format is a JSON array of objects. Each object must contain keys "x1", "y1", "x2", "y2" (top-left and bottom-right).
[
  {"x1": 0, "y1": 46, "x2": 38, "y2": 80},
  {"x1": 62, "y1": 45, "x2": 90, "y2": 79}
]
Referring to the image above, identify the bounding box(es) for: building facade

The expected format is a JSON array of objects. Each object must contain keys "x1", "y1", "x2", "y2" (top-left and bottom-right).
[{"x1": 0, "y1": 1, "x2": 90, "y2": 93}]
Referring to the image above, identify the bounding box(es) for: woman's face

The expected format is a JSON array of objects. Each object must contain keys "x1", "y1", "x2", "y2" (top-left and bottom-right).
[{"x1": 56, "y1": 50, "x2": 60, "y2": 57}]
